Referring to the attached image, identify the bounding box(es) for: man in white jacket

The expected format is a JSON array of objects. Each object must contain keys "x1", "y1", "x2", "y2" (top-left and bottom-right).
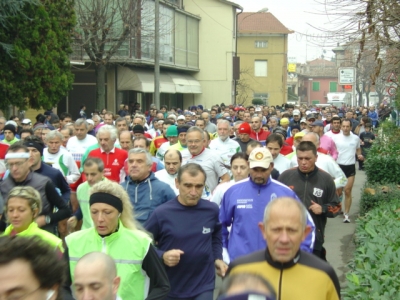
[{"x1": 155, "y1": 149, "x2": 181, "y2": 195}]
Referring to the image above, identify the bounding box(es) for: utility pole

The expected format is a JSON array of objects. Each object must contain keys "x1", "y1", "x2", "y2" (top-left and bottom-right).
[{"x1": 154, "y1": 0, "x2": 160, "y2": 109}]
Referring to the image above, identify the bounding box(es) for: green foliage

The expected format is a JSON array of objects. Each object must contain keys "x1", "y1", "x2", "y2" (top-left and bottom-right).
[
  {"x1": 360, "y1": 183, "x2": 400, "y2": 215},
  {"x1": 0, "y1": 0, "x2": 76, "y2": 110},
  {"x1": 252, "y1": 98, "x2": 265, "y2": 105},
  {"x1": 343, "y1": 198, "x2": 400, "y2": 299},
  {"x1": 364, "y1": 121, "x2": 400, "y2": 184}
]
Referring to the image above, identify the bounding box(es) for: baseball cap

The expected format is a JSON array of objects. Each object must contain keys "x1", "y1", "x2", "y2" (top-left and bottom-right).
[
  {"x1": 86, "y1": 119, "x2": 94, "y2": 125},
  {"x1": 177, "y1": 115, "x2": 185, "y2": 120},
  {"x1": 280, "y1": 118, "x2": 289, "y2": 125},
  {"x1": 255, "y1": 107, "x2": 262, "y2": 112},
  {"x1": 306, "y1": 113, "x2": 316, "y2": 120},
  {"x1": 293, "y1": 109, "x2": 300, "y2": 116},
  {"x1": 197, "y1": 105, "x2": 203, "y2": 110},
  {"x1": 22, "y1": 118, "x2": 32, "y2": 125},
  {"x1": 166, "y1": 125, "x2": 178, "y2": 137},
  {"x1": 249, "y1": 148, "x2": 273, "y2": 169},
  {"x1": 294, "y1": 132, "x2": 305, "y2": 139},
  {"x1": 168, "y1": 114, "x2": 177, "y2": 120},
  {"x1": 311, "y1": 120, "x2": 324, "y2": 127},
  {"x1": 300, "y1": 118, "x2": 307, "y2": 124},
  {"x1": 5, "y1": 120, "x2": 18, "y2": 128},
  {"x1": 238, "y1": 123, "x2": 251, "y2": 135},
  {"x1": 133, "y1": 125, "x2": 145, "y2": 134}
]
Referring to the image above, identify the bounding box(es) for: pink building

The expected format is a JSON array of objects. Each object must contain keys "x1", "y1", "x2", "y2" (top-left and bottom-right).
[{"x1": 297, "y1": 58, "x2": 339, "y2": 105}]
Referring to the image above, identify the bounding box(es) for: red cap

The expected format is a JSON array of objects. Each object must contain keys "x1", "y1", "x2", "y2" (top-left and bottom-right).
[{"x1": 238, "y1": 122, "x2": 251, "y2": 135}]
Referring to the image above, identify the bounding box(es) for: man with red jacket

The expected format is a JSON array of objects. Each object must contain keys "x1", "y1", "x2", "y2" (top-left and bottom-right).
[{"x1": 250, "y1": 116, "x2": 270, "y2": 146}]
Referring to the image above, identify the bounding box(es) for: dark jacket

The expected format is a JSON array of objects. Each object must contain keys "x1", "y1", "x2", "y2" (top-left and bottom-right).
[{"x1": 278, "y1": 167, "x2": 340, "y2": 250}]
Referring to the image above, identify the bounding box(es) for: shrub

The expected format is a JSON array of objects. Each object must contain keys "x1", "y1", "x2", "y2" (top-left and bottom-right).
[
  {"x1": 359, "y1": 183, "x2": 400, "y2": 215},
  {"x1": 343, "y1": 198, "x2": 400, "y2": 299},
  {"x1": 364, "y1": 121, "x2": 400, "y2": 184}
]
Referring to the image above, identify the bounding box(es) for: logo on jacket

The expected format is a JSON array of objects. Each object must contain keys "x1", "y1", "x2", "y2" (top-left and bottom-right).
[
  {"x1": 112, "y1": 159, "x2": 119, "y2": 166},
  {"x1": 270, "y1": 193, "x2": 277, "y2": 201},
  {"x1": 313, "y1": 188, "x2": 323, "y2": 197},
  {"x1": 202, "y1": 227, "x2": 211, "y2": 234}
]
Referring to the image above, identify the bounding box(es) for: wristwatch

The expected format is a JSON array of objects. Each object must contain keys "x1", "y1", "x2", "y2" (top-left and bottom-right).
[{"x1": 45, "y1": 215, "x2": 51, "y2": 224}]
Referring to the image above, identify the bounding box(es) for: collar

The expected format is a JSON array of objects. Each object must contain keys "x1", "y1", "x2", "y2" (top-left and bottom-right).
[
  {"x1": 100, "y1": 147, "x2": 115, "y2": 154},
  {"x1": 296, "y1": 165, "x2": 318, "y2": 177},
  {"x1": 265, "y1": 248, "x2": 301, "y2": 269},
  {"x1": 129, "y1": 173, "x2": 152, "y2": 184},
  {"x1": 191, "y1": 147, "x2": 206, "y2": 158}
]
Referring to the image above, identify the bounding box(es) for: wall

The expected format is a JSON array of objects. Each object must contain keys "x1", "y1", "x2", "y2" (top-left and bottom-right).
[
  {"x1": 309, "y1": 77, "x2": 338, "y2": 104},
  {"x1": 237, "y1": 34, "x2": 288, "y2": 107},
  {"x1": 183, "y1": 0, "x2": 236, "y2": 109}
]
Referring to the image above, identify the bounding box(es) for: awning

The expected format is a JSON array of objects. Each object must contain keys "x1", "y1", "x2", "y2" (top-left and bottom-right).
[
  {"x1": 118, "y1": 66, "x2": 201, "y2": 94},
  {"x1": 168, "y1": 72, "x2": 202, "y2": 94}
]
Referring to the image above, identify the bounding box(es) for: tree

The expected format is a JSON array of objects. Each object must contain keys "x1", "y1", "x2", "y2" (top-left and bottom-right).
[
  {"x1": 0, "y1": 0, "x2": 38, "y2": 55},
  {"x1": 236, "y1": 68, "x2": 255, "y2": 106},
  {"x1": 73, "y1": 0, "x2": 145, "y2": 110},
  {"x1": 0, "y1": 0, "x2": 75, "y2": 111}
]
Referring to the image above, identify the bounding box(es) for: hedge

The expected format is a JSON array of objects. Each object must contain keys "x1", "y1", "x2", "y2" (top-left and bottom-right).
[
  {"x1": 364, "y1": 122, "x2": 400, "y2": 184},
  {"x1": 359, "y1": 183, "x2": 400, "y2": 215},
  {"x1": 343, "y1": 198, "x2": 400, "y2": 299}
]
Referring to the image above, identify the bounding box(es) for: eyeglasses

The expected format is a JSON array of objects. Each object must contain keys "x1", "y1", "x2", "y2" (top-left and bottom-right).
[{"x1": 6, "y1": 160, "x2": 27, "y2": 169}]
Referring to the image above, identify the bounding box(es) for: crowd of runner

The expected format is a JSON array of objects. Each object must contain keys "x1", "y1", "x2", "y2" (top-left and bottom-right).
[{"x1": 0, "y1": 101, "x2": 391, "y2": 300}]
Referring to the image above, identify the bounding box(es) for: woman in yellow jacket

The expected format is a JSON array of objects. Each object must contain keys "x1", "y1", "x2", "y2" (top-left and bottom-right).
[{"x1": 3, "y1": 186, "x2": 63, "y2": 253}]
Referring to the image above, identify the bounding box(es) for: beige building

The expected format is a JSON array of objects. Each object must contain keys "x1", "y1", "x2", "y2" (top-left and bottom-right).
[
  {"x1": 55, "y1": 0, "x2": 242, "y2": 116},
  {"x1": 236, "y1": 12, "x2": 292, "y2": 107}
]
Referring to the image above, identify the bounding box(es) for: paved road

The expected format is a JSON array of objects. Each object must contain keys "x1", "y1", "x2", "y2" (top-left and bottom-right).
[
  {"x1": 324, "y1": 169, "x2": 366, "y2": 287},
  {"x1": 213, "y1": 170, "x2": 366, "y2": 298}
]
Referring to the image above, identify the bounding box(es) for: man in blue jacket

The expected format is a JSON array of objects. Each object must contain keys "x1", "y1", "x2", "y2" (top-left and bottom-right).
[
  {"x1": 122, "y1": 148, "x2": 175, "y2": 224},
  {"x1": 219, "y1": 147, "x2": 315, "y2": 263}
]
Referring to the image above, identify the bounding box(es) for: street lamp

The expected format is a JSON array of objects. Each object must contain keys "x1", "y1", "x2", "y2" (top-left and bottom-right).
[{"x1": 308, "y1": 78, "x2": 313, "y2": 106}]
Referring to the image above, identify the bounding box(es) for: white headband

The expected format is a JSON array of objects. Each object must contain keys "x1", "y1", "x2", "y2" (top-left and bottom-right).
[{"x1": 5, "y1": 153, "x2": 30, "y2": 159}]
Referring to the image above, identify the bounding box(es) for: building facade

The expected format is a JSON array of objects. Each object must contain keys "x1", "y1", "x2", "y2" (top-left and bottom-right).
[{"x1": 236, "y1": 12, "x2": 292, "y2": 107}]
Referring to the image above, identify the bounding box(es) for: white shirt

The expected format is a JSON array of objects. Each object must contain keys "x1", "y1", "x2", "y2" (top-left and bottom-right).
[
  {"x1": 43, "y1": 147, "x2": 81, "y2": 184},
  {"x1": 209, "y1": 137, "x2": 241, "y2": 166},
  {"x1": 273, "y1": 154, "x2": 291, "y2": 174},
  {"x1": 290, "y1": 152, "x2": 348, "y2": 188},
  {"x1": 156, "y1": 142, "x2": 171, "y2": 162},
  {"x1": 184, "y1": 148, "x2": 228, "y2": 199},
  {"x1": 331, "y1": 132, "x2": 360, "y2": 165},
  {"x1": 211, "y1": 180, "x2": 235, "y2": 206},
  {"x1": 66, "y1": 135, "x2": 97, "y2": 162},
  {"x1": 154, "y1": 169, "x2": 179, "y2": 196}
]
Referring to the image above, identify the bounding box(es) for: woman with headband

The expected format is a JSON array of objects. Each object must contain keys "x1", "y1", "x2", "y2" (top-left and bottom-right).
[
  {"x1": 3, "y1": 186, "x2": 63, "y2": 253},
  {"x1": 64, "y1": 180, "x2": 170, "y2": 300}
]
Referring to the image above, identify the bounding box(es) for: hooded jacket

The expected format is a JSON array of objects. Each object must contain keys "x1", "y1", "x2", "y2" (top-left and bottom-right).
[{"x1": 122, "y1": 172, "x2": 176, "y2": 224}]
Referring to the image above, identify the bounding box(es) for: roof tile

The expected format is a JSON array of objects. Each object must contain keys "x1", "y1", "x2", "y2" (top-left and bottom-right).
[{"x1": 238, "y1": 12, "x2": 293, "y2": 34}]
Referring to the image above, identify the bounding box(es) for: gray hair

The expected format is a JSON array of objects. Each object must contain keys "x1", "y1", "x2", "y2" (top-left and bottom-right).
[
  {"x1": 217, "y1": 119, "x2": 231, "y2": 128},
  {"x1": 115, "y1": 117, "x2": 129, "y2": 126},
  {"x1": 45, "y1": 130, "x2": 63, "y2": 141},
  {"x1": 270, "y1": 116, "x2": 278, "y2": 123},
  {"x1": 128, "y1": 148, "x2": 153, "y2": 166},
  {"x1": 234, "y1": 120, "x2": 243, "y2": 127},
  {"x1": 74, "y1": 118, "x2": 88, "y2": 129},
  {"x1": 92, "y1": 115, "x2": 101, "y2": 121},
  {"x1": 303, "y1": 132, "x2": 320, "y2": 147},
  {"x1": 263, "y1": 197, "x2": 307, "y2": 230},
  {"x1": 97, "y1": 125, "x2": 118, "y2": 141},
  {"x1": 187, "y1": 126, "x2": 205, "y2": 140}
]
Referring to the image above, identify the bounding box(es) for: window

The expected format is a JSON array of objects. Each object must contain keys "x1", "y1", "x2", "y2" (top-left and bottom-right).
[
  {"x1": 255, "y1": 40, "x2": 268, "y2": 48},
  {"x1": 312, "y1": 82, "x2": 320, "y2": 91},
  {"x1": 253, "y1": 93, "x2": 269, "y2": 105},
  {"x1": 329, "y1": 82, "x2": 337, "y2": 92},
  {"x1": 254, "y1": 60, "x2": 267, "y2": 77}
]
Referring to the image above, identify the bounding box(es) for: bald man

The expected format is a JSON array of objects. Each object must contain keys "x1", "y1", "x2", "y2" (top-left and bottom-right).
[
  {"x1": 155, "y1": 149, "x2": 182, "y2": 195},
  {"x1": 73, "y1": 252, "x2": 121, "y2": 300}
]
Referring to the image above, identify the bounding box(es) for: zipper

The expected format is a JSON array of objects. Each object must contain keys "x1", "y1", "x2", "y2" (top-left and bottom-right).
[
  {"x1": 303, "y1": 174, "x2": 308, "y2": 206},
  {"x1": 101, "y1": 237, "x2": 106, "y2": 253},
  {"x1": 278, "y1": 265, "x2": 283, "y2": 300}
]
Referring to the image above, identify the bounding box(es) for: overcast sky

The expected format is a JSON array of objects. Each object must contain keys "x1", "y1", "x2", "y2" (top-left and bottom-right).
[{"x1": 233, "y1": 0, "x2": 339, "y2": 63}]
